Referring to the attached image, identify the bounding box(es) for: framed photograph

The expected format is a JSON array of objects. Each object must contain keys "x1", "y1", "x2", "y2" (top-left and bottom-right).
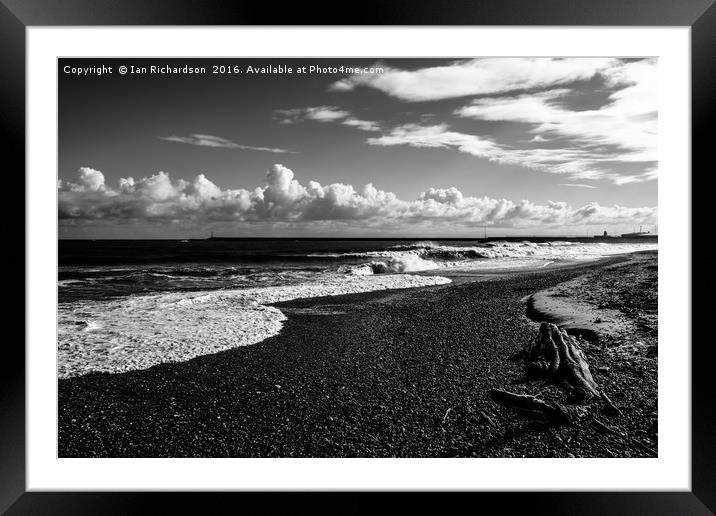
[{"x1": 6, "y1": 0, "x2": 714, "y2": 512}]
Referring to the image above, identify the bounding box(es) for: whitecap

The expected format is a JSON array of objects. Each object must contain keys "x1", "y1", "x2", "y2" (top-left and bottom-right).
[{"x1": 58, "y1": 273, "x2": 451, "y2": 378}]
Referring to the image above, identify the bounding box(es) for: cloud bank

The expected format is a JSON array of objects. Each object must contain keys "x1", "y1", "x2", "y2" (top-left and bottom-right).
[{"x1": 59, "y1": 165, "x2": 657, "y2": 230}]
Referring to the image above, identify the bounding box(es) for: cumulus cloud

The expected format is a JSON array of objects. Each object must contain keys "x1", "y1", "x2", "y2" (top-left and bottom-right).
[
  {"x1": 330, "y1": 58, "x2": 618, "y2": 101},
  {"x1": 58, "y1": 165, "x2": 657, "y2": 230},
  {"x1": 159, "y1": 133, "x2": 294, "y2": 154},
  {"x1": 74, "y1": 167, "x2": 108, "y2": 192},
  {"x1": 274, "y1": 106, "x2": 381, "y2": 132}
]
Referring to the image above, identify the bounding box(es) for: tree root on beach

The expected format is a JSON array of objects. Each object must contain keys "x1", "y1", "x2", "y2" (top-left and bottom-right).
[
  {"x1": 488, "y1": 389, "x2": 572, "y2": 426},
  {"x1": 488, "y1": 322, "x2": 623, "y2": 427},
  {"x1": 528, "y1": 322, "x2": 599, "y2": 399},
  {"x1": 599, "y1": 391, "x2": 623, "y2": 416}
]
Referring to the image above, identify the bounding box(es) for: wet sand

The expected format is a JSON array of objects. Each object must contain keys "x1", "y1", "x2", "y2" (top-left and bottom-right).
[
  {"x1": 58, "y1": 252, "x2": 657, "y2": 457},
  {"x1": 528, "y1": 252, "x2": 657, "y2": 352}
]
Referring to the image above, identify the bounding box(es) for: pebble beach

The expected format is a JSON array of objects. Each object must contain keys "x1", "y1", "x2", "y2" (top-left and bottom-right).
[{"x1": 58, "y1": 251, "x2": 657, "y2": 458}]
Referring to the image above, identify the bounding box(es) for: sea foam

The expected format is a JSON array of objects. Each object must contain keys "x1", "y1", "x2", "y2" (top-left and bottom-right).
[
  {"x1": 58, "y1": 273, "x2": 451, "y2": 378},
  {"x1": 340, "y1": 241, "x2": 657, "y2": 274}
]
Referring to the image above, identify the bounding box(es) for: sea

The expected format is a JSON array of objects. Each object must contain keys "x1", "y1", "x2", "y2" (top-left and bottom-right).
[{"x1": 58, "y1": 238, "x2": 657, "y2": 378}]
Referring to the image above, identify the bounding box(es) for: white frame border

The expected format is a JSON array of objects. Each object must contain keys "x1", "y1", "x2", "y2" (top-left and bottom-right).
[{"x1": 27, "y1": 26, "x2": 690, "y2": 491}]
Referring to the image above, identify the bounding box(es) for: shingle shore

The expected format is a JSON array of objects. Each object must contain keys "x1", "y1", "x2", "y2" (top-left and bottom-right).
[{"x1": 58, "y1": 253, "x2": 656, "y2": 457}]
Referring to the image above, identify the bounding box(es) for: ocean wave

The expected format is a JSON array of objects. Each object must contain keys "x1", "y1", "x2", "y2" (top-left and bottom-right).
[
  {"x1": 384, "y1": 241, "x2": 653, "y2": 260},
  {"x1": 57, "y1": 273, "x2": 452, "y2": 379},
  {"x1": 290, "y1": 241, "x2": 657, "y2": 265},
  {"x1": 341, "y1": 241, "x2": 657, "y2": 275},
  {"x1": 57, "y1": 279, "x2": 84, "y2": 287},
  {"x1": 346, "y1": 254, "x2": 443, "y2": 275},
  {"x1": 388, "y1": 240, "x2": 442, "y2": 251}
]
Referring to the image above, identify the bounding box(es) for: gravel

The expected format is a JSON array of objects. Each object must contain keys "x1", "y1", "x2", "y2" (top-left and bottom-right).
[{"x1": 58, "y1": 253, "x2": 657, "y2": 458}]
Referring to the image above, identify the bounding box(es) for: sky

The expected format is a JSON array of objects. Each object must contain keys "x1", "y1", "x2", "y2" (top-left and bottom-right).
[{"x1": 58, "y1": 58, "x2": 658, "y2": 238}]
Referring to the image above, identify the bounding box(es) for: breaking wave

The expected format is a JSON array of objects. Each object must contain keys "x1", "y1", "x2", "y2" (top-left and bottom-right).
[
  {"x1": 340, "y1": 241, "x2": 657, "y2": 275},
  {"x1": 57, "y1": 240, "x2": 656, "y2": 378},
  {"x1": 58, "y1": 272, "x2": 451, "y2": 379}
]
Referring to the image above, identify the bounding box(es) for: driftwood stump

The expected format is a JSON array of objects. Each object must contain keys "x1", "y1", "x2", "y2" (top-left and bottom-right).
[
  {"x1": 529, "y1": 322, "x2": 599, "y2": 399},
  {"x1": 488, "y1": 389, "x2": 572, "y2": 426},
  {"x1": 487, "y1": 322, "x2": 622, "y2": 426}
]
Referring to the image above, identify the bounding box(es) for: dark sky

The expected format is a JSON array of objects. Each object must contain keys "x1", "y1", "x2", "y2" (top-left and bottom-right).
[{"x1": 58, "y1": 57, "x2": 658, "y2": 238}]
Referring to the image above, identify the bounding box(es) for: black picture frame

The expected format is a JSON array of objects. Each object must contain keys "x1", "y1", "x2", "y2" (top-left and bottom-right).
[{"x1": 4, "y1": 0, "x2": 714, "y2": 513}]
